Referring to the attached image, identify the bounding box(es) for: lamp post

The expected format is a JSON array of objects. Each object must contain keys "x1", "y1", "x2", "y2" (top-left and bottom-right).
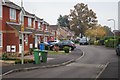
[{"x1": 107, "y1": 19, "x2": 116, "y2": 48}]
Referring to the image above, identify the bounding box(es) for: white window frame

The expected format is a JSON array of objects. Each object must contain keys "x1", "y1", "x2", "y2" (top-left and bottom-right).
[
  {"x1": 28, "y1": 17, "x2": 32, "y2": 27},
  {"x1": 0, "y1": 32, "x2": 2, "y2": 47},
  {"x1": 38, "y1": 22, "x2": 41, "y2": 29},
  {"x1": 19, "y1": 12, "x2": 24, "y2": 24},
  {"x1": 0, "y1": 4, "x2": 2, "y2": 18},
  {"x1": 10, "y1": 8, "x2": 16, "y2": 20}
]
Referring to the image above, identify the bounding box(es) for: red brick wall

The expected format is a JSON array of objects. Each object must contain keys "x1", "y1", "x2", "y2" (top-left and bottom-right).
[
  {"x1": 32, "y1": 18, "x2": 34, "y2": 28},
  {"x1": 43, "y1": 24, "x2": 46, "y2": 31},
  {"x1": 24, "y1": 16, "x2": 28, "y2": 27},
  {"x1": 16, "y1": 10, "x2": 20, "y2": 23},
  {"x1": 2, "y1": 32, "x2": 19, "y2": 53},
  {"x1": 28, "y1": 35, "x2": 34, "y2": 48},
  {"x1": 2, "y1": 6, "x2": 9, "y2": 31},
  {"x1": 0, "y1": 20, "x2": 2, "y2": 31},
  {"x1": 35, "y1": 21, "x2": 38, "y2": 29},
  {"x1": 24, "y1": 34, "x2": 34, "y2": 52}
]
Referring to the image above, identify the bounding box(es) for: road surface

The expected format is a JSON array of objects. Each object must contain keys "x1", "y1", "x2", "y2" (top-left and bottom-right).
[{"x1": 3, "y1": 45, "x2": 119, "y2": 79}]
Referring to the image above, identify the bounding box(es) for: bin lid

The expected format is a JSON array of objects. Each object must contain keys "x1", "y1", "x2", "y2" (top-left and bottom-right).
[{"x1": 34, "y1": 49, "x2": 40, "y2": 51}]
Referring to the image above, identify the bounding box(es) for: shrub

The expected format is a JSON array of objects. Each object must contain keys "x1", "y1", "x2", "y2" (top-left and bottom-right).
[
  {"x1": 2, "y1": 53, "x2": 8, "y2": 60},
  {"x1": 53, "y1": 44, "x2": 59, "y2": 52},
  {"x1": 104, "y1": 39, "x2": 117, "y2": 48},
  {"x1": 63, "y1": 46, "x2": 70, "y2": 53},
  {"x1": 74, "y1": 40, "x2": 79, "y2": 44},
  {"x1": 94, "y1": 40, "x2": 99, "y2": 45},
  {"x1": 29, "y1": 48, "x2": 34, "y2": 55},
  {"x1": 90, "y1": 40, "x2": 94, "y2": 45},
  {"x1": 44, "y1": 45, "x2": 49, "y2": 50}
]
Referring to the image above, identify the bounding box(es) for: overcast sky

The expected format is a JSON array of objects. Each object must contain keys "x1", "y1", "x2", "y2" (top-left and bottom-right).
[{"x1": 11, "y1": 0, "x2": 119, "y2": 30}]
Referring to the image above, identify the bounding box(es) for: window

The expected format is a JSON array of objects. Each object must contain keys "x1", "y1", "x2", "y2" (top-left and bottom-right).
[
  {"x1": 0, "y1": 32, "x2": 2, "y2": 47},
  {"x1": 38, "y1": 22, "x2": 41, "y2": 29},
  {"x1": 10, "y1": 8, "x2": 16, "y2": 20},
  {"x1": 28, "y1": 17, "x2": 32, "y2": 27},
  {"x1": 19, "y1": 12, "x2": 24, "y2": 24},
  {"x1": 0, "y1": 4, "x2": 2, "y2": 18}
]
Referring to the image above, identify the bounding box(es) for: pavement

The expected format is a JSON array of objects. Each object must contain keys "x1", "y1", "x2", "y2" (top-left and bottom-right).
[{"x1": 1, "y1": 48, "x2": 83, "y2": 76}]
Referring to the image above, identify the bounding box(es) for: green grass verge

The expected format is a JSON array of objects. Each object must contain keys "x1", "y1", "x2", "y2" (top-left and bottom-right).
[{"x1": 48, "y1": 51, "x2": 66, "y2": 54}]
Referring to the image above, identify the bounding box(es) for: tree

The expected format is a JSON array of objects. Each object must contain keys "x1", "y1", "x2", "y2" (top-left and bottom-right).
[
  {"x1": 57, "y1": 15, "x2": 70, "y2": 28},
  {"x1": 85, "y1": 25, "x2": 106, "y2": 39},
  {"x1": 69, "y1": 3, "x2": 98, "y2": 36},
  {"x1": 104, "y1": 26, "x2": 114, "y2": 36}
]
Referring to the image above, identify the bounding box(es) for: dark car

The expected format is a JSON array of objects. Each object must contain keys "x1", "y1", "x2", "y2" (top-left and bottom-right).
[
  {"x1": 116, "y1": 44, "x2": 120, "y2": 56},
  {"x1": 56, "y1": 40, "x2": 76, "y2": 51}
]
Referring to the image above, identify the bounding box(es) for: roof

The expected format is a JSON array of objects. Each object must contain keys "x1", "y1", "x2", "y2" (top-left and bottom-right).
[
  {"x1": 49, "y1": 25, "x2": 58, "y2": 30},
  {"x1": 6, "y1": 22, "x2": 21, "y2": 31},
  {"x1": 35, "y1": 16, "x2": 43, "y2": 22},
  {"x1": 2, "y1": 0, "x2": 21, "y2": 10},
  {"x1": 6, "y1": 22, "x2": 52, "y2": 36},
  {"x1": 6, "y1": 22, "x2": 34, "y2": 33},
  {"x1": 25, "y1": 10, "x2": 35, "y2": 17}
]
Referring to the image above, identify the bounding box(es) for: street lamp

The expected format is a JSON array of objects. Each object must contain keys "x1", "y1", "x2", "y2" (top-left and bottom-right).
[{"x1": 107, "y1": 19, "x2": 116, "y2": 48}]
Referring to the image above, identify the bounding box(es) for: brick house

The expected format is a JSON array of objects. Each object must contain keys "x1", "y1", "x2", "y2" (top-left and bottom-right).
[
  {"x1": 57, "y1": 27, "x2": 75, "y2": 40},
  {"x1": 0, "y1": 0, "x2": 53, "y2": 56},
  {"x1": 49, "y1": 25, "x2": 58, "y2": 40},
  {"x1": 0, "y1": 1, "x2": 2, "y2": 56},
  {"x1": 49, "y1": 25, "x2": 75, "y2": 40},
  {"x1": 114, "y1": 30, "x2": 120, "y2": 36},
  {"x1": 1, "y1": 1, "x2": 21, "y2": 56}
]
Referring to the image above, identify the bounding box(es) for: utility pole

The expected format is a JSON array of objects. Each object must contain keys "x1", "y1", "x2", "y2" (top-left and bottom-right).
[{"x1": 21, "y1": 0, "x2": 24, "y2": 64}]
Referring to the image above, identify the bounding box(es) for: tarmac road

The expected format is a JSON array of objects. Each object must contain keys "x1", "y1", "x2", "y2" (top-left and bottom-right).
[{"x1": 3, "y1": 45, "x2": 119, "y2": 79}]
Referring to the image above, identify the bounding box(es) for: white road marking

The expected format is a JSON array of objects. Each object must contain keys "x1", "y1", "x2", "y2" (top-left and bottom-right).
[
  {"x1": 66, "y1": 63, "x2": 106, "y2": 68},
  {"x1": 95, "y1": 62, "x2": 109, "y2": 80},
  {"x1": 76, "y1": 51, "x2": 85, "y2": 61}
]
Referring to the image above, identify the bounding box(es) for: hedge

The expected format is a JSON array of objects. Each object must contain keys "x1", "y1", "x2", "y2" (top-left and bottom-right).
[{"x1": 104, "y1": 39, "x2": 118, "y2": 48}]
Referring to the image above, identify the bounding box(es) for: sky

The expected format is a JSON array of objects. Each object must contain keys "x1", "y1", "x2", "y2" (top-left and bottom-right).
[{"x1": 10, "y1": 0, "x2": 119, "y2": 30}]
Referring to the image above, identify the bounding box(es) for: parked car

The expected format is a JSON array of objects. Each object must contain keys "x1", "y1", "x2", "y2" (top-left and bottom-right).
[
  {"x1": 48, "y1": 40, "x2": 60, "y2": 50},
  {"x1": 56, "y1": 40, "x2": 76, "y2": 51},
  {"x1": 116, "y1": 44, "x2": 120, "y2": 56},
  {"x1": 79, "y1": 38, "x2": 88, "y2": 45}
]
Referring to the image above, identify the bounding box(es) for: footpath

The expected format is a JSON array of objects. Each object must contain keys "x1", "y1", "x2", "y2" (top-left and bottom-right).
[{"x1": 1, "y1": 48, "x2": 83, "y2": 75}]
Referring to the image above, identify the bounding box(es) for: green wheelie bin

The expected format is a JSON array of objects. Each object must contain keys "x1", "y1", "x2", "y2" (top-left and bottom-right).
[
  {"x1": 40, "y1": 50, "x2": 48, "y2": 63},
  {"x1": 34, "y1": 49, "x2": 41, "y2": 64}
]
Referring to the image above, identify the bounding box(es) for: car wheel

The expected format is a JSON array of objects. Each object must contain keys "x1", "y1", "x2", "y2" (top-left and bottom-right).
[
  {"x1": 71, "y1": 47, "x2": 74, "y2": 51},
  {"x1": 116, "y1": 52, "x2": 120, "y2": 56}
]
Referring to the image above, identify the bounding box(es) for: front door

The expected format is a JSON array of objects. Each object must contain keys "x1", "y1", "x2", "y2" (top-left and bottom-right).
[
  {"x1": 35, "y1": 36, "x2": 38, "y2": 48},
  {"x1": 19, "y1": 39, "x2": 22, "y2": 53}
]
